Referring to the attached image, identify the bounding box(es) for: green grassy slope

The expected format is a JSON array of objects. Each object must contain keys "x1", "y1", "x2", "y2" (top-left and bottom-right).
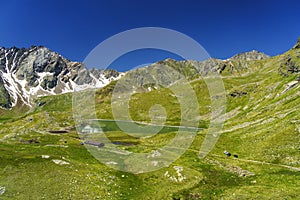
[{"x1": 0, "y1": 46, "x2": 299, "y2": 199}]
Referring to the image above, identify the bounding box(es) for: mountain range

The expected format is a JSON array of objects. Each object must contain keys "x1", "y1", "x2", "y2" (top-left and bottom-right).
[{"x1": 0, "y1": 45, "x2": 271, "y2": 110}]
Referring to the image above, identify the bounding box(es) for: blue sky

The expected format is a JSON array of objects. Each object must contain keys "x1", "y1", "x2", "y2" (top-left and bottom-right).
[{"x1": 1, "y1": 0, "x2": 300, "y2": 71}]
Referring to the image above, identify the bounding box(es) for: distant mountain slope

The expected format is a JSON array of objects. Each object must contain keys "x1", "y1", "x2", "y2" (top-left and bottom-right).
[
  {"x1": 0, "y1": 40, "x2": 292, "y2": 110},
  {"x1": 115, "y1": 49, "x2": 271, "y2": 90},
  {"x1": 0, "y1": 46, "x2": 122, "y2": 109}
]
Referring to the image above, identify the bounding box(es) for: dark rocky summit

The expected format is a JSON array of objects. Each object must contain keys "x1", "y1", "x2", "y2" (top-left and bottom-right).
[{"x1": 0, "y1": 46, "x2": 122, "y2": 109}]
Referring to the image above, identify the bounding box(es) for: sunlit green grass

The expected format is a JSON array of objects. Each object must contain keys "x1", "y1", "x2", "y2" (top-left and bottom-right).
[{"x1": 0, "y1": 47, "x2": 299, "y2": 199}]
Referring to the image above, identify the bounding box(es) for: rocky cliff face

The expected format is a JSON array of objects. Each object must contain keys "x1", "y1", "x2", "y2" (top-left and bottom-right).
[{"x1": 0, "y1": 46, "x2": 122, "y2": 109}]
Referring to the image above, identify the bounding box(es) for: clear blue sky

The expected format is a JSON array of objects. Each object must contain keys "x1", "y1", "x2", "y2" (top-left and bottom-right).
[{"x1": 1, "y1": 0, "x2": 300, "y2": 71}]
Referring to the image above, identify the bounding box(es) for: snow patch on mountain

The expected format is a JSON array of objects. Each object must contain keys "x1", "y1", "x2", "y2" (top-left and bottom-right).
[{"x1": 0, "y1": 46, "x2": 123, "y2": 109}]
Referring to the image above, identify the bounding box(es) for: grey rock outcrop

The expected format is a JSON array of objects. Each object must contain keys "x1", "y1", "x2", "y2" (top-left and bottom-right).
[
  {"x1": 0, "y1": 46, "x2": 122, "y2": 109},
  {"x1": 229, "y1": 50, "x2": 269, "y2": 61}
]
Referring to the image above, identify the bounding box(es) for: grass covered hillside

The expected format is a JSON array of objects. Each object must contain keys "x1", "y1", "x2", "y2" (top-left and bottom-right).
[{"x1": 0, "y1": 40, "x2": 299, "y2": 199}]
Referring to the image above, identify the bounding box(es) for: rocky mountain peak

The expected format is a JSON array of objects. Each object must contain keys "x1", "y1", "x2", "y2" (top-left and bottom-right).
[
  {"x1": 0, "y1": 46, "x2": 123, "y2": 109},
  {"x1": 229, "y1": 50, "x2": 269, "y2": 61}
]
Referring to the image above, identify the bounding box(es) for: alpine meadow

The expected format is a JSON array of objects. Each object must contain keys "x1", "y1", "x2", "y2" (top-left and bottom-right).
[{"x1": 0, "y1": 36, "x2": 299, "y2": 199}]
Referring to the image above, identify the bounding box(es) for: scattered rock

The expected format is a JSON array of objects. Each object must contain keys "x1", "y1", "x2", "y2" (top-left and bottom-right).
[
  {"x1": 174, "y1": 166, "x2": 186, "y2": 182},
  {"x1": 52, "y1": 159, "x2": 70, "y2": 165},
  {"x1": 228, "y1": 166, "x2": 255, "y2": 177},
  {"x1": 45, "y1": 144, "x2": 68, "y2": 148},
  {"x1": 229, "y1": 90, "x2": 247, "y2": 97},
  {"x1": 279, "y1": 56, "x2": 300, "y2": 76},
  {"x1": 206, "y1": 158, "x2": 255, "y2": 177},
  {"x1": 0, "y1": 186, "x2": 5, "y2": 195},
  {"x1": 152, "y1": 160, "x2": 158, "y2": 166},
  {"x1": 164, "y1": 171, "x2": 169, "y2": 176},
  {"x1": 281, "y1": 81, "x2": 299, "y2": 94},
  {"x1": 188, "y1": 193, "x2": 202, "y2": 200},
  {"x1": 164, "y1": 166, "x2": 186, "y2": 182},
  {"x1": 42, "y1": 155, "x2": 50, "y2": 159},
  {"x1": 106, "y1": 161, "x2": 118, "y2": 165},
  {"x1": 149, "y1": 150, "x2": 161, "y2": 158},
  {"x1": 20, "y1": 139, "x2": 39, "y2": 144}
]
